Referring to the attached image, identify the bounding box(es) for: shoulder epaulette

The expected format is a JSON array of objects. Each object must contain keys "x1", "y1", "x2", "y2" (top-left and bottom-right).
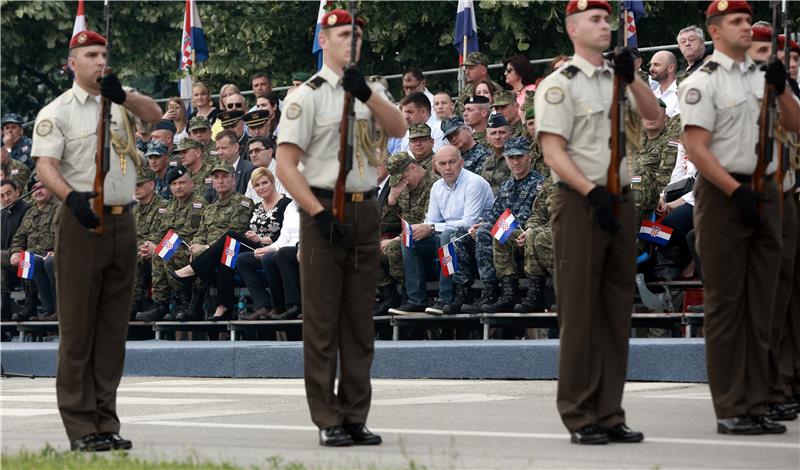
[
  {"x1": 305, "y1": 76, "x2": 326, "y2": 90},
  {"x1": 700, "y1": 61, "x2": 719, "y2": 74},
  {"x1": 560, "y1": 65, "x2": 580, "y2": 79}
]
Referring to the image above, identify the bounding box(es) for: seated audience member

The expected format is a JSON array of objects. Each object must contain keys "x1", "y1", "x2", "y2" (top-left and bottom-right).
[
  {"x1": 2, "y1": 113, "x2": 33, "y2": 170},
  {"x1": 163, "y1": 97, "x2": 188, "y2": 144},
  {"x1": 474, "y1": 80, "x2": 498, "y2": 105},
  {"x1": 503, "y1": 54, "x2": 538, "y2": 111},
  {"x1": 1, "y1": 179, "x2": 31, "y2": 320},
  {"x1": 481, "y1": 113, "x2": 512, "y2": 195},
  {"x1": 131, "y1": 168, "x2": 169, "y2": 319},
  {"x1": 432, "y1": 92, "x2": 456, "y2": 121},
  {"x1": 244, "y1": 136, "x2": 285, "y2": 201},
  {"x1": 145, "y1": 141, "x2": 173, "y2": 201},
  {"x1": 441, "y1": 116, "x2": 492, "y2": 176},
  {"x1": 215, "y1": 130, "x2": 254, "y2": 195},
  {"x1": 1, "y1": 142, "x2": 31, "y2": 192}
]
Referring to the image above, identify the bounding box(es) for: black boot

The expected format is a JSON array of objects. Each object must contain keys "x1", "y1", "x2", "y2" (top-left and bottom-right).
[
  {"x1": 442, "y1": 283, "x2": 475, "y2": 314},
  {"x1": 373, "y1": 283, "x2": 402, "y2": 316},
  {"x1": 460, "y1": 282, "x2": 498, "y2": 314},
  {"x1": 176, "y1": 287, "x2": 206, "y2": 321},
  {"x1": 12, "y1": 283, "x2": 38, "y2": 321},
  {"x1": 1, "y1": 292, "x2": 13, "y2": 321},
  {"x1": 165, "y1": 289, "x2": 190, "y2": 321},
  {"x1": 514, "y1": 276, "x2": 546, "y2": 313},
  {"x1": 482, "y1": 277, "x2": 519, "y2": 313},
  {"x1": 136, "y1": 301, "x2": 169, "y2": 322}
]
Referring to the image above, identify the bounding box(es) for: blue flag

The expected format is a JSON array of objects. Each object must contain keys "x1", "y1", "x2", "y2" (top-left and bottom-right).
[
  {"x1": 453, "y1": 0, "x2": 479, "y2": 63},
  {"x1": 622, "y1": 1, "x2": 645, "y2": 48}
]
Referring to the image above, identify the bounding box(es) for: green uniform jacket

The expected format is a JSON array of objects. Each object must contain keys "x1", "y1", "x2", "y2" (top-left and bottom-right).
[
  {"x1": 2, "y1": 158, "x2": 31, "y2": 192},
  {"x1": 134, "y1": 195, "x2": 168, "y2": 246},
  {"x1": 633, "y1": 126, "x2": 680, "y2": 221},
  {"x1": 481, "y1": 153, "x2": 511, "y2": 196},
  {"x1": 192, "y1": 191, "x2": 254, "y2": 246},
  {"x1": 158, "y1": 195, "x2": 208, "y2": 243},
  {"x1": 9, "y1": 198, "x2": 58, "y2": 254},
  {"x1": 397, "y1": 169, "x2": 438, "y2": 224}
]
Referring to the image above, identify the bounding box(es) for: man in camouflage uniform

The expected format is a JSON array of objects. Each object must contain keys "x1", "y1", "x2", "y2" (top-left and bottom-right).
[
  {"x1": 407, "y1": 123, "x2": 436, "y2": 172},
  {"x1": 631, "y1": 99, "x2": 679, "y2": 227},
  {"x1": 177, "y1": 138, "x2": 216, "y2": 202},
  {"x1": 137, "y1": 166, "x2": 207, "y2": 322},
  {"x1": 130, "y1": 167, "x2": 168, "y2": 319},
  {"x1": 145, "y1": 141, "x2": 172, "y2": 201},
  {"x1": 515, "y1": 177, "x2": 556, "y2": 313},
  {"x1": 187, "y1": 116, "x2": 216, "y2": 162},
  {"x1": 463, "y1": 95, "x2": 491, "y2": 148},
  {"x1": 2, "y1": 113, "x2": 34, "y2": 170},
  {"x1": 522, "y1": 105, "x2": 551, "y2": 179},
  {"x1": 441, "y1": 116, "x2": 492, "y2": 175},
  {"x1": 482, "y1": 113, "x2": 512, "y2": 195},
  {"x1": 456, "y1": 52, "x2": 504, "y2": 115},
  {"x1": 461, "y1": 136, "x2": 546, "y2": 313},
  {"x1": 492, "y1": 90, "x2": 526, "y2": 138},
  {"x1": 1, "y1": 145, "x2": 31, "y2": 192},
  {"x1": 7, "y1": 182, "x2": 58, "y2": 320}
]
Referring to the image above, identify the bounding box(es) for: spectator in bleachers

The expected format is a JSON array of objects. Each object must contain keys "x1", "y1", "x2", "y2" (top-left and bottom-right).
[
  {"x1": 432, "y1": 92, "x2": 455, "y2": 121},
  {"x1": 251, "y1": 72, "x2": 272, "y2": 100},
  {"x1": 6, "y1": 182, "x2": 57, "y2": 321},
  {"x1": 503, "y1": 54, "x2": 538, "y2": 111},
  {"x1": 164, "y1": 97, "x2": 189, "y2": 144},
  {"x1": 406, "y1": 123, "x2": 437, "y2": 173},
  {"x1": 289, "y1": 72, "x2": 312, "y2": 93},
  {"x1": 1, "y1": 179, "x2": 32, "y2": 320},
  {"x1": 215, "y1": 130, "x2": 254, "y2": 195},
  {"x1": 474, "y1": 79, "x2": 497, "y2": 105},
  {"x1": 145, "y1": 141, "x2": 172, "y2": 201},
  {"x1": 653, "y1": 144, "x2": 696, "y2": 281},
  {"x1": 1, "y1": 113, "x2": 33, "y2": 170},
  {"x1": 676, "y1": 25, "x2": 708, "y2": 82},
  {"x1": 218, "y1": 109, "x2": 250, "y2": 161},
  {"x1": 211, "y1": 83, "x2": 240, "y2": 139},
  {"x1": 151, "y1": 119, "x2": 176, "y2": 154},
  {"x1": 398, "y1": 92, "x2": 445, "y2": 154},
  {"x1": 131, "y1": 167, "x2": 168, "y2": 320},
  {"x1": 135, "y1": 117, "x2": 156, "y2": 154},
  {"x1": 188, "y1": 81, "x2": 219, "y2": 125},
  {"x1": 177, "y1": 138, "x2": 216, "y2": 202},
  {"x1": 521, "y1": 105, "x2": 550, "y2": 179},
  {"x1": 462, "y1": 95, "x2": 491, "y2": 148},
  {"x1": 402, "y1": 68, "x2": 435, "y2": 107},
  {"x1": 243, "y1": 110, "x2": 271, "y2": 137},
  {"x1": 481, "y1": 113, "x2": 512, "y2": 195},
  {"x1": 516, "y1": 177, "x2": 556, "y2": 313},
  {"x1": 492, "y1": 90, "x2": 526, "y2": 138},
  {"x1": 648, "y1": 51, "x2": 680, "y2": 118},
  {"x1": 187, "y1": 116, "x2": 215, "y2": 162},
  {"x1": 456, "y1": 52, "x2": 503, "y2": 115},
  {"x1": 1, "y1": 143, "x2": 31, "y2": 192},
  {"x1": 244, "y1": 136, "x2": 285, "y2": 201},
  {"x1": 259, "y1": 91, "x2": 281, "y2": 137},
  {"x1": 441, "y1": 115, "x2": 491, "y2": 175}
]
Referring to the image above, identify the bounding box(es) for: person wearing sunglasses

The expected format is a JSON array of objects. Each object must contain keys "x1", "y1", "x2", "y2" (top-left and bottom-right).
[{"x1": 217, "y1": 109, "x2": 249, "y2": 161}]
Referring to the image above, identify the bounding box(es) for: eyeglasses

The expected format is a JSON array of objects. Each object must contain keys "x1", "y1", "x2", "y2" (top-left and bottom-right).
[
  {"x1": 248, "y1": 147, "x2": 266, "y2": 155},
  {"x1": 505, "y1": 67, "x2": 515, "y2": 73},
  {"x1": 227, "y1": 102, "x2": 244, "y2": 109}
]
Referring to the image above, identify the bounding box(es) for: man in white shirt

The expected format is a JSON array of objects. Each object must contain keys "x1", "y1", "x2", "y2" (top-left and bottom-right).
[
  {"x1": 398, "y1": 92, "x2": 445, "y2": 153},
  {"x1": 649, "y1": 51, "x2": 680, "y2": 118}
]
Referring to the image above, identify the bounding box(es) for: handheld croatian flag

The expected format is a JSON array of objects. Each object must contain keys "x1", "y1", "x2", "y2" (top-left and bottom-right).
[
  {"x1": 453, "y1": 0, "x2": 479, "y2": 64},
  {"x1": 401, "y1": 218, "x2": 413, "y2": 248},
  {"x1": 16, "y1": 251, "x2": 34, "y2": 280},
  {"x1": 639, "y1": 220, "x2": 673, "y2": 246},
  {"x1": 437, "y1": 243, "x2": 459, "y2": 277},
  {"x1": 490, "y1": 208, "x2": 519, "y2": 244},
  {"x1": 156, "y1": 229, "x2": 183, "y2": 261},
  {"x1": 220, "y1": 235, "x2": 241, "y2": 269},
  {"x1": 178, "y1": 0, "x2": 208, "y2": 112}
]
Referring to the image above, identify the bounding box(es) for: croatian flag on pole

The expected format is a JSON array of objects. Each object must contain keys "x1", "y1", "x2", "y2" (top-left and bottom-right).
[
  {"x1": 220, "y1": 235, "x2": 241, "y2": 269},
  {"x1": 639, "y1": 220, "x2": 673, "y2": 246},
  {"x1": 400, "y1": 218, "x2": 413, "y2": 248},
  {"x1": 156, "y1": 229, "x2": 182, "y2": 261},
  {"x1": 622, "y1": 1, "x2": 645, "y2": 48},
  {"x1": 437, "y1": 243, "x2": 459, "y2": 277},
  {"x1": 453, "y1": 0, "x2": 479, "y2": 64},
  {"x1": 178, "y1": 0, "x2": 208, "y2": 112},
  {"x1": 490, "y1": 209, "x2": 519, "y2": 244},
  {"x1": 17, "y1": 251, "x2": 34, "y2": 280},
  {"x1": 312, "y1": 0, "x2": 329, "y2": 71}
]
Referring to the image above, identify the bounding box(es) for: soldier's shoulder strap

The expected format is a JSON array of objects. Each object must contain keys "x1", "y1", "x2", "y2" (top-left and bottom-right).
[
  {"x1": 305, "y1": 75, "x2": 326, "y2": 90},
  {"x1": 560, "y1": 65, "x2": 580, "y2": 79},
  {"x1": 700, "y1": 61, "x2": 719, "y2": 74}
]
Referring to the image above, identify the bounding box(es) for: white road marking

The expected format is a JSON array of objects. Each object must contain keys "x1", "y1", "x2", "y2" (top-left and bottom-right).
[
  {"x1": 641, "y1": 392, "x2": 712, "y2": 400},
  {"x1": 0, "y1": 395, "x2": 234, "y2": 405},
  {"x1": 0, "y1": 408, "x2": 58, "y2": 417},
  {"x1": 128, "y1": 378, "x2": 509, "y2": 387},
  {"x1": 373, "y1": 394, "x2": 517, "y2": 406},
  {"x1": 122, "y1": 409, "x2": 258, "y2": 423},
  {"x1": 116, "y1": 386, "x2": 308, "y2": 396}
]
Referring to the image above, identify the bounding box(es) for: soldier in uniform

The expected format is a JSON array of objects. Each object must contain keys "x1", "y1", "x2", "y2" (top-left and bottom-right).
[
  {"x1": 217, "y1": 110, "x2": 249, "y2": 161},
  {"x1": 456, "y1": 52, "x2": 504, "y2": 115},
  {"x1": 522, "y1": 105, "x2": 550, "y2": 179},
  {"x1": 463, "y1": 95, "x2": 491, "y2": 148},
  {"x1": 492, "y1": 90, "x2": 526, "y2": 138},
  {"x1": 177, "y1": 138, "x2": 216, "y2": 202},
  {"x1": 2, "y1": 113, "x2": 34, "y2": 170},
  {"x1": 535, "y1": 0, "x2": 661, "y2": 444},
  {"x1": 136, "y1": 166, "x2": 207, "y2": 322},
  {"x1": 0, "y1": 179, "x2": 31, "y2": 321},
  {"x1": 407, "y1": 123, "x2": 436, "y2": 172},
  {"x1": 680, "y1": 0, "x2": 800, "y2": 435},
  {"x1": 243, "y1": 110, "x2": 271, "y2": 138},
  {"x1": 186, "y1": 115, "x2": 214, "y2": 160},
  {"x1": 275, "y1": 7, "x2": 407, "y2": 447},
  {"x1": 461, "y1": 136, "x2": 545, "y2": 314},
  {"x1": 145, "y1": 141, "x2": 172, "y2": 201},
  {"x1": 130, "y1": 167, "x2": 168, "y2": 319},
  {"x1": 32, "y1": 30, "x2": 161, "y2": 451},
  {"x1": 515, "y1": 177, "x2": 556, "y2": 313},
  {"x1": 1, "y1": 143, "x2": 31, "y2": 193},
  {"x1": 481, "y1": 113, "x2": 512, "y2": 195},
  {"x1": 441, "y1": 116, "x2": 492, "y2": 175}
]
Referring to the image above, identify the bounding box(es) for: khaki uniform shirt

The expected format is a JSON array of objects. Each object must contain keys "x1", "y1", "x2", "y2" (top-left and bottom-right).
[
  {"x1": 535, "y1": 54, "x2": 634, "y2": 186},
  {"x1": 278, "y1": 64, "x2": 387, "y2": 192},
  {"x1": 31, "y1": 82, "x2": 138, "y2": 205},
  {"x1": 679, "y1": 50, "x2": 763, "y2": 174}
]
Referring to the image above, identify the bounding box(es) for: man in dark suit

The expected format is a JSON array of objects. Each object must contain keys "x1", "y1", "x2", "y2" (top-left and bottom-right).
[
  {"x1": 1, "y1": 179, "x2": 31, "y2": 319},
  {"x1": 215, "y1": 130, "x2": 254, "y2": 195}
]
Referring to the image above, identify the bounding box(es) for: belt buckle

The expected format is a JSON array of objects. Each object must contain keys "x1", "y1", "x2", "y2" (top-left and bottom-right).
[
  {"x1": 350, "y1": 192, "x2": 364, "y2": 202},
  {"x1": 110, "y1": 206, "x2": 123, "y2": 215}
]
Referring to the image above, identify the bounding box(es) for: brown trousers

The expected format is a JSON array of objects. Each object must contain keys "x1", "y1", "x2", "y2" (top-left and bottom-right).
[
  {"x1": 694, "y1": 177, "x2": 781, "y2": 419},
  {"x1": 551, "y1": 188, "x2": 636, "y2": 432},
  {"x1": 54, "y1": 203, "x2": 136, "y2": 441},
  {"x1": 770, "y1": 193, "x2": 798, "y2": 403},
  {"x1": 783, "y1": 194, "x2": 800, "y2": 397},
  {"x1": 299, "y1": 197, "x2": 379, "y2": 429}
]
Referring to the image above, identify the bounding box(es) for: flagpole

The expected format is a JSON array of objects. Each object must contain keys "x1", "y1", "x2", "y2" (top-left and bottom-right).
[{"x1": 458, "y1": 35, "x2": 467, "y2": 92}]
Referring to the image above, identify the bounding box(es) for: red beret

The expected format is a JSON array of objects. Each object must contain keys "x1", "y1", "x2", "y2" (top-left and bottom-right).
[
  {"x1": 69, "y1": 30, "x2": 107, "y2": 50},
  {"x1": 751, "y1": 26, "x2": 772, "y2": 42},
  {"x1": 565, "y1": 0, "x2": 611, "y2": 17},
  {"x1": 706, "y1": 1, "x2": 752, "y2": 19},
  {"x1": 321, "y1": 9, "x2": 366, "y2": 30},
  {"x1": 778, "y1": 35, "x2": 800, "y2": 54}
]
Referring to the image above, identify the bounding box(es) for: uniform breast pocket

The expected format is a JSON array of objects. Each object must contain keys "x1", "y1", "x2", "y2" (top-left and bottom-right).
[
  {"x1": 190, "y1": 214, "x2": 201, "y2": 228},
  {"x1": 64, "y1": 127, "x2": 96, "y2": 156},
  {"x1": 573, "y1": 100, "x2": 605, "y2": 137},
  {"x1": 713, "y1": 93, "x2": 747, "y2": 138},
  {"x1": 315, "y1": 113, "x2": 339, "y2": 130}
]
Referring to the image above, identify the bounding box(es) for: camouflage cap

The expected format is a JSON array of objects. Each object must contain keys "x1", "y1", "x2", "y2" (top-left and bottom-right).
[
  {"x1": 440, "y1": 116, "x2": 466, "y2": 137},
  {"x1": 176, "y1": 138, "x2": 203, "y2": 152},
  {"x1": 463, "y1": 51, "x2": 490, "y2": 67},
  {"x1": 166, "y1": 165, "x2": 191, "y2": 185},
  {"x1": 386, "y1": 152, "x2": 417, "y2": 186},
  {"x1": 1, "y1": 113, "x2": 23, "y2": 126},
  {"x1": 136, "y1": 166, "x2": 157, "y2": 184},
  {"x1": 491, "y1": 89, "x2": 516, "y2": 108},
  {"x1": 188, "y1": 115, "x2": 211, "y2": 131},
  {"x1": 210, "y1": 161, "x2": 235, "y2": 175},
  {"x1": 408, "y1": 123, "x2": 432, "y2": 139},
  {"x1": 487, "y1": 113, "x2": 509, "y2": 128},
  {"x1": 503, "y1": 136, "x2": 531, "y2": 158},
  {"x1": 524, "y1": 106, "x2": 535, "y2": 121},
  {"x1": 144, "y1": 140, "x2": 169, "y2": 158}
]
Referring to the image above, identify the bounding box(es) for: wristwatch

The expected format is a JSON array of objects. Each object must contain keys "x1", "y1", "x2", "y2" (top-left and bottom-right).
[{"x1": 430, "y1": 224, "x2": 435, "y2": 233}]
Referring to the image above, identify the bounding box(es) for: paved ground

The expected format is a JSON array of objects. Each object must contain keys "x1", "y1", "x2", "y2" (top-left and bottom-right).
[{"x1": 1, "y1": 377, "x2": 798, "y2": 469}]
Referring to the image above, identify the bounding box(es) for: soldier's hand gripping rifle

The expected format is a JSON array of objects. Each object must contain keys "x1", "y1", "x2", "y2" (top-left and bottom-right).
[
  {"x1": 608, "y1": 1, "x2": 630, "y2": 201},
  {"x1": 333, "y1": 1, "x2": 358, "y2": 223},
  {"x1": 774, "y1": 0, "x2": 792, "y2": 214},
  {"x1": 93, "y1": 0, "x2": 113, "y2": 234}
]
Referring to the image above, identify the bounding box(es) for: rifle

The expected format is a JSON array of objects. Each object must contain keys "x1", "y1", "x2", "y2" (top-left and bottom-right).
[
  {"x1": 754, "y1": 0, "x2": 781, "y2": 215},
  {"x1": 333, "y1": 1, "x2": 358, "y2": 223},
  {"x1": 93, "y1": 0, "x2": 112, "y2": 234},
  {"x1": 774, "y1": 0, "x2": 792, "y2": 214},
  {"x1": 607, "y1": 1, "x2": 627, "y2": 198}
]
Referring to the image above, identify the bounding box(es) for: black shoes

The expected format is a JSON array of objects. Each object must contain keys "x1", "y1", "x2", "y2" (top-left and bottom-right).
[
  {"x1": 319, "y1": 426, "x2": 354, "y2": 447},
  {"x1": 766, "y1": 403, "x2": 798, "y2": 421},
  {"x1": 99, "y1": 432, "x2": 133, "y2": 450},
  {"x1": 70, "y1": 433, "x2": 112, "y2": 452},
  {"x1": 604, "y1": 423, "x2": 644, "y2": 443},
  {"x1": 570, "y1": 424, "x2": 609, "y2": 445},
  {"x1": 754, "y1": 415, "x2": 787, "y2": 434},
  {"x1": 272, "y1": 304, "x2": 301, "y2": 320},
  {"x1": 425, "y1": 301, "x2": 446, "y2": 315},
  {"x1": 717, "y1": 415, "x2": 763, "y2": 435},
  {"x1": 344, "y1": 423, "x2": 382, "y2": 445},
  {"x1": 388, "y1": 303, "x2": 427, "y2": 315}
]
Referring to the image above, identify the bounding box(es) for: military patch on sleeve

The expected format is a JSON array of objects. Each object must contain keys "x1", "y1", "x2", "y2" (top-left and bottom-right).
[
  {"x1": 668, "y1": 140, "x2": 680, "y2": 147},
  {"x1": 239, "y1": 199, "x2": 251, "y2": 207},
  {"x1": 286, "y1": 103, "x2": 302, "y2": 120},
  {"x1": 192, "y1": 202, "x2": 203, "y2": 209},
  {"x1": 545, "y1": 87, "x2": 565, "y2": 104},
  {"x1": 204, "y1": 177, "x2": 213, "y2": 184},
  {"x1": 685, "y1": 88, "x2": 702, "y2": 105},
  {"x1": 35, "y1": 119, "x2": 53, "y2": 137},
  {"x1": 158, "y1": 207, "x2": 167, "y2": 214}
]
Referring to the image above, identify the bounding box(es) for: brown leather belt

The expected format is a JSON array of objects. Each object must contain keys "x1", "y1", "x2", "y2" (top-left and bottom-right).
[
  {"x1": 103, "y1": 203, "x2": 134, "y2": 215},
  {"x1": 311, "y1": 187, "x2": 376, "y2": 202},
  {"x1": 555, "y1": 182, "x2": 631, "y2": 194}
]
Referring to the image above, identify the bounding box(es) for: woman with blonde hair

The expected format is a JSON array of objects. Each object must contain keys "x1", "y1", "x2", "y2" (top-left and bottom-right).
[
  {"x1": 188, "y1": 81, "x2": 219, "y2": 124},
  {"x1": 164, "y1": 97, "x2": 188, "y2": 144}
]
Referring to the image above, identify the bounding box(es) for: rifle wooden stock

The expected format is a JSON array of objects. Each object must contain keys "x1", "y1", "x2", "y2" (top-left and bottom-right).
[
  {"x1": 608, "y1": 74, "x2": 623, "y2": 197},
  {"x1": 333, "y1": 91, "x2": 354, "y2": 222},
  {"x1": 754, "y1": 0, "x2": 781, "y2": 214}
]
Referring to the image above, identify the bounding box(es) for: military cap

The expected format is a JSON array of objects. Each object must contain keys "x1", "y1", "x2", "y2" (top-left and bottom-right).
[
  {"x1": 69, "y1": 30, "x2": 107, "y2": 49},
  {"x1": 176, "y1": 138, "x2": 203, "y2": 152},
  {"x1": 136, "y1": 166, "x2": 157, "y2": 184},
  {"x1": 491, "y1": 90, "x2": 517, "y2": 108},
  {"x1": 440, "y1": 116, "x2": 466, "y2": 137},
  {"x1": 292, "y1": 72, "x2": 312, "y2": 82},
  {"x1": 386, "y1": 152, "x2": 416, "y2": 186},
  {"x1": 524, "y1": 107, "x2": 535, "y2": 121},
  {"x1": 751, "y1": 26, "x2": 771, "y2": 42},
  {"x1": 565, "y1": 0, "x2": 611, "y2": 16},
  {"x1": 321, "y1": 9, "x2": 366, "y2": 29},
  {"x1": 408, "y1": 123, "x2": 432, "y2": 139},
  {"x1": 210, "y1": 161, "x2": 235, "y2": 175},
  {"x1": 502, "y1": 136, "x2": 531, "y2": 158},
  {"x1": 778, "y1": 35, "x2": 800, "y2": 53},
  {"x1": 1, "y1": 113, "x2": 23, "y2": 126},
  {"x1": 243, "y1": 110, "x2": 270, "y2": 128},
  {"x1": 155, "y1": 119, "x2": 177, "y2": 133},
  {"x1": 463, "y1": 52, "x2": 490, "y2": 67},
  {"x1": 144, "y1": 141, "x2": 169, "y2": 158},
  {"x1": 487, "y1": 113, "x2": 509, "y2": 128},
  {"x1": 166, "y1": 165, "x2": 190, "y2": 185},
  {"x1": 188, "y1": 115, "x2": 211, "y2": 131},
  {"x1": 463, "y1": 95, "x2": 490, "y2": 106},
  {"x1": 218, "y1": 110, "x2": 244, "y2": 128},
  {"x1": 706, "y1": 0, "x2": 752, "y2": 18}
]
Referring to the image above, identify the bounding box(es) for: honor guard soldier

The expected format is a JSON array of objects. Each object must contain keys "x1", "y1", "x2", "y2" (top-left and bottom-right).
[
  {"x1": 31, "y1": 30, "x2": 162, "y2": 451},
  {"x1": 680, "y1": 0, "x2": 800, "y2": 435},
  {"x1": 275, "y1": 8, "x2": 407, "y2": 447},
  {"x1": 535, "y1": 0, "x2": 662, "y2": 444}
]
